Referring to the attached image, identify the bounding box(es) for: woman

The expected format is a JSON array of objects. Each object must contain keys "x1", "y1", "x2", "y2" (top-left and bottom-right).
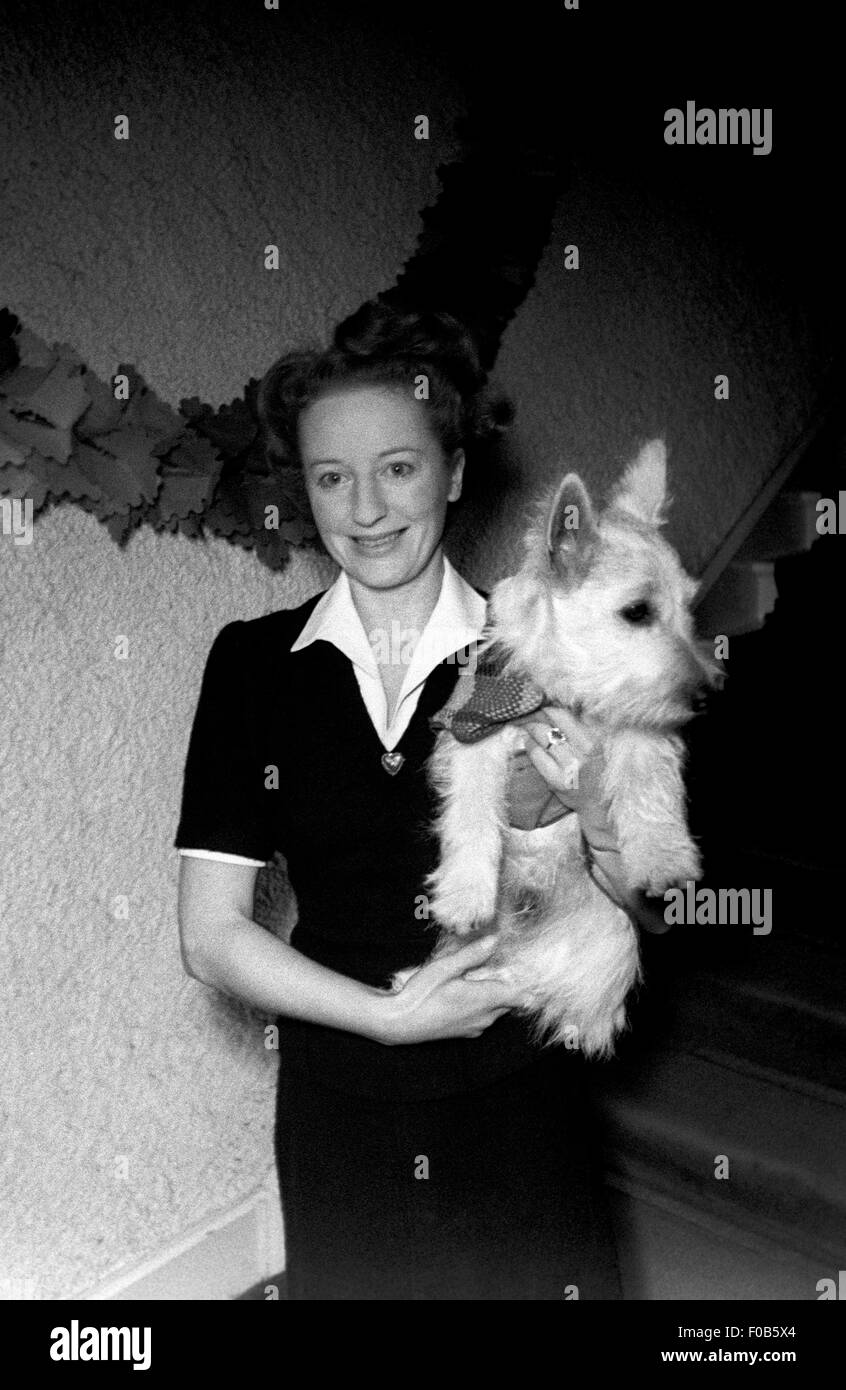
[{"x1": 174, "y1": 302, "x2": 648, "y2": 1300}]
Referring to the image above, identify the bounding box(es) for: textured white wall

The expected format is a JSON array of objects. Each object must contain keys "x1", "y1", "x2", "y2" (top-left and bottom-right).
[
  {"x1": 0, "y1": 3, "x2": 829, "y2": 1298},
  {"x1": 0, "y1": 519, "x2": 332, "y2": 1297}
]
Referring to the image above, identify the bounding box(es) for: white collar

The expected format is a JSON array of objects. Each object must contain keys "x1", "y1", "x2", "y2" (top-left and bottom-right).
[{"x1": 290, "y1": 554, "x2": 487, "y2": 691}]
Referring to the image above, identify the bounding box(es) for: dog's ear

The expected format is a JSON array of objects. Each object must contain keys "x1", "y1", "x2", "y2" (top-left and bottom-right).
[
  {"x1": 546, "y1": 473, "x2": 599, "y2": 581},
  {"x1": 611, "y1": 439, "x2": 668, "y2": 526}
]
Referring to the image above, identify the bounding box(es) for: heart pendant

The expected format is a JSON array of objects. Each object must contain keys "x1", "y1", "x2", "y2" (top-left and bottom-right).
[{"x1": 381, "y1": 750, "x2": 405, "y2": 775}]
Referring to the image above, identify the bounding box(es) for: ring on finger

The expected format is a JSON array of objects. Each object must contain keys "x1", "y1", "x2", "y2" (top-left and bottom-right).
[{"x1": 545, "y1": 726, "x2": 567, "y2": 750}]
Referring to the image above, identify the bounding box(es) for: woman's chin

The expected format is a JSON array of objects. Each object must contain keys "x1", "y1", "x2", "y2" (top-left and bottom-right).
[{"x1": 347, "y1": 557, "x2": 414, "y2": 589}]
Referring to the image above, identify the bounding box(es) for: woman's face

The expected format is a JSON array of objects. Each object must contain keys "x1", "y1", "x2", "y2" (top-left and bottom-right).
[{"x1": 298, "y1": 385, "x2": 464, "y2": 591}]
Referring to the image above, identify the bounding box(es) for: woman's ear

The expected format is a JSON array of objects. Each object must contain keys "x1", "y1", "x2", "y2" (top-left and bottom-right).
[{"x1": 448, "y1": 448, "x2": 466, "y2": 502}]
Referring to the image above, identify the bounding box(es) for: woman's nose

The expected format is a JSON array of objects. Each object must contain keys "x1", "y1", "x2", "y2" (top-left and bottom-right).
[{"x1": 352, "y1": 479, "x2": 388, "y2": 526}]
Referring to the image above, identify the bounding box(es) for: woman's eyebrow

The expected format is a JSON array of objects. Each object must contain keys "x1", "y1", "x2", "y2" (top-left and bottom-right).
[{"x1": 306, "y1": 446, "x2": 424, "y2": 467}]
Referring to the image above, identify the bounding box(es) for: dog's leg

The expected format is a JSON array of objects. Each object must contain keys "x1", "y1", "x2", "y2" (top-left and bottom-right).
[
  {"x1": 603, "y1": 730, "x2": 702, "y2": 896},
  {"x1": 425, "y1": 729, "x2": 512, "y2": 934},
  {"x1": 499, "y1": 819, "x2": 641, "y2": 1058}
]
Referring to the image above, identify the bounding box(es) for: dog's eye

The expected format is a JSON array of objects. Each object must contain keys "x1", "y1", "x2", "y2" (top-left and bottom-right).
[{"x1": 620, "y1": 601, "x2": 654, "y2": 625}]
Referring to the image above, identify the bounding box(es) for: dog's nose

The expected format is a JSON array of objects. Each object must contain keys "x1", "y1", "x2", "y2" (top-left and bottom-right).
[
  {"x1": 703, "y1": 662, "x2": 727, "y2": 693},
  {"x1": 690, "y1": 666, "x2": 726, "y2": 710}
]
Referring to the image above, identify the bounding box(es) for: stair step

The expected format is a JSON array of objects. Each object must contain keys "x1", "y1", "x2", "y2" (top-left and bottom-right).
[
  {"x1": 591, "y1": 1049, "x2": 846, "y2": 1265},
  {"x1": 640, "y1": 908, "x2": 846, "y2": 1061},
  {"x1": 696, "y1": 561, "x2": 778, "y2": 636},
  {"x1": 695, "y1": 486, "x2": 825, "y2": 636},
  {"x1": 734, "y1": 490, "x2": 823, "y2": 560},
  {"x1": 607, "y1": 1179, "x2": 828, "y2": 1300},
  {"x1": 694, "y1": 927, "x2": 846, "y2": 1023},
  {"x1": 661, "y1": 975, "x2": 846, "y2": 1102}
]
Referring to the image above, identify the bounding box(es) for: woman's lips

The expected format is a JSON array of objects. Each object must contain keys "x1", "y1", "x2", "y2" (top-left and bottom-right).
[{"x1": 350, "y1": 528, "x2": 407, "y2": 554}]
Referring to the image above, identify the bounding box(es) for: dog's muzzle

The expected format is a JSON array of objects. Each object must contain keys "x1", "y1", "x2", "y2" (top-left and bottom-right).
[{"x1": 686, "y1": 646, "x2": 726, "y2": 713}]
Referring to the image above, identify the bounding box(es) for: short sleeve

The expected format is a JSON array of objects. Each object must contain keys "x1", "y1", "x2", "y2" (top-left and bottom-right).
[{"x1": 173, "y1": 621, "x2": 276, "y2": 863}]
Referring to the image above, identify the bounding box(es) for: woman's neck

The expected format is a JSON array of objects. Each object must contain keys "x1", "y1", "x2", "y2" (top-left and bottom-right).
[{"x1": 347, "y1": 549, "x2": 446, "y2": 647}]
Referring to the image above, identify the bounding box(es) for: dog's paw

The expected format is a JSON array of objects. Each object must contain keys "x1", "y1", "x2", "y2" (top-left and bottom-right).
[
  {"x1": 639, "y1": 871, "x2": 685, "y2": 898},
  {"x1": 630, "y1": 841, "x2": 702, "y2": 897},
  {"x1": 666, "y1": 843, "x2": 704, "y2": 888},
  {"x1": 428, "y1": 872, "x2": 498, "y2": 934},
  {"x1": 640, "y1": 860, "x2": 701, "y2": 897}
]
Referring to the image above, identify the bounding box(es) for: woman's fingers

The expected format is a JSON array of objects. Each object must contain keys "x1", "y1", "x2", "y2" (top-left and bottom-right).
[
  {"x1": 463, "y1": 969, "x2": 533, "y2": 1012},
  {"x1": 514, "y1": 704, "x2": 606, "y2": 805},
  {"x1": 522, "y1": 737, "x2": 582, "y2": 801},
  {"x1": 520, "y1": 707, "x2": 594, "y2": 757},
  {"x1": 429, "y1": 934, "x2": 499, "y2": 980},
  {"x1": 523, "y1": 738, "x2": 574, "y2": 773}
]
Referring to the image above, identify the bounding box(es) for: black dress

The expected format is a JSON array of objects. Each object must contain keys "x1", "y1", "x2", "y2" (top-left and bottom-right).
[{"x1": 174, "y1": 595, "x2": 622, "y2": 1301}]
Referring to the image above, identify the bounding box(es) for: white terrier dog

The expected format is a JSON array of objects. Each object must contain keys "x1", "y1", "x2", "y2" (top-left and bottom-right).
[{"x1": 412, "y1": 440, "x2": 718, "y2": 1059}]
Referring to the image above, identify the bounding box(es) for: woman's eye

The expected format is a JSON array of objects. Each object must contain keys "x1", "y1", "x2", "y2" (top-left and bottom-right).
[
  {"x1": 620, "y1": 601, "x2": 654, "y2": 625},
  {"x1": 316, "y1": 472, "x2": 344, "y2": 489},
  {"x1": 386, "y1": 460, "x2": 415, "y2": 477}
]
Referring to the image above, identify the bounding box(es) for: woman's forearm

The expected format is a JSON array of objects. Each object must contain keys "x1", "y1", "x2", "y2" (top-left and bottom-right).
[{"x1": 184, "y1": 912, "x2": 391, "y2": 1040}]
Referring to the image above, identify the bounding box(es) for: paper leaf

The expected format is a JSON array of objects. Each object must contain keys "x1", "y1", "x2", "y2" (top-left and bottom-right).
[
  {"x1": 14, "y1": 325, "x2": 55, "y2": 369},
  {"x1": 37, "y1": 453, "x2": 109, "y2": 505},
  {"x1": 279, "y1": 517, "x2": 313, "y2": 546},
  {"x1": 83, "y1": 427, "x2": 163, "y2": 510},
  {"x1": 123, "y1": 377, "x2": 183, "y2": 437},
  {"x1": 0, "y1": 364, "x2": 53, "y2": 401},
  {"x1": 74, "y1": 441, "x2": 149, "y2": 513},
  {"x1": 77, "y1": 371, "x2": 126, "y2": 439},
  {"x1": 149, "y1": 466, "x2": 220, "y2": 522},
  {"x1": 147, "y1": 427, "x2": 186, "y2": 458},
  {"x1": 200, "y1": 483, "x2": 255, "y2": 537},
  {"x1": 70, "y1": 445, "x2": 109, "y2": 503},
  {"x1": 179, "y1": 393, "x2": 258, "y2": 456},
  {"x1": 0, "y1": 431, "x2": 30, "y2": 467},
  {"x1": 22, "y1": 360, "x2": 90, "y2": 431},
  {"x1": 112, "y1": 363, "x2": 146, "y2": 400},
  {"x1": 252, "y1": 529, "x2": 296, "y2": 572},
  {"x1": 104, "y1": 508, "x2": 136, "y2": 543},
  {"x1": 54, "y1": 341, "x2": 86, "y2": 367},
  {"x1": 164, "y1": 430, "x2": 224, "y2": 478},
  {"x1": 244, "y1": 473, "x2": 309, "y2": 528},
  {"x1": 175, "y1": 513, "x2": 204, "y2": 539},
  {"x1": 0, "y1": 405, "x2": 73, "y2": 464},
  {"x1": 0, "y1": 459, "x2": 49, "y2": 508}
]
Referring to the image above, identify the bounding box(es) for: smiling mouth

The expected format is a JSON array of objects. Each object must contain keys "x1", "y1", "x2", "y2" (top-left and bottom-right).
[{"x1": 351, "y1": 529, "x2": 407, "y2": 550}]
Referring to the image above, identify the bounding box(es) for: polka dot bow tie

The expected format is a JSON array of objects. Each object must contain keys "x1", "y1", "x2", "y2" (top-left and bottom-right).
[{"x1": 431, "y1": 639, "x2": 547, "y2": 744}]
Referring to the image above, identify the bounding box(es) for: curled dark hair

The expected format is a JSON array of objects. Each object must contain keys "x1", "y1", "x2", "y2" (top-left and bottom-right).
[{"x1": 256, "y1": 299, "x2": 514, "y2": 472}]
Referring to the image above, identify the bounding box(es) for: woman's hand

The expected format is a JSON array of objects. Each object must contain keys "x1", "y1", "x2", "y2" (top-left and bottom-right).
[
  {"x1": 509, "y1": 706, "x2": 615, "y2": 846},
  {"x1": 376, "y1": 935, "x2": 530, "y2": 1045},
  {"x1": 510, "y1": 707, "x2": 673, "y2": 933}
]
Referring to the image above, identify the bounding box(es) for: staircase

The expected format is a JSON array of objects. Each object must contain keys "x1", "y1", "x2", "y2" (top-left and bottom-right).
[{"x1": 591, "y1": 421, "x2": 846, "y2": 1300}]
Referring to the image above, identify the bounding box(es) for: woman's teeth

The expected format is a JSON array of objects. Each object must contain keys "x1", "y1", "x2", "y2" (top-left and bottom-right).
[{"x1": 352, "y1": 530, "x2": 405, "y2": 552}]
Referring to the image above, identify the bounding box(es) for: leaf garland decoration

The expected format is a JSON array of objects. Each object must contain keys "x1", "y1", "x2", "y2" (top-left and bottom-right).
[{"x1": 0, "y1": 307, "x2": 315, "y2": 570}]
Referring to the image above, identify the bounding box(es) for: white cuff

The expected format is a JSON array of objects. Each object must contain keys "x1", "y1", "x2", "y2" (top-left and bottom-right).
[{"x1": 177, "y1": 848, "x2": 267, "y2": 868}]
